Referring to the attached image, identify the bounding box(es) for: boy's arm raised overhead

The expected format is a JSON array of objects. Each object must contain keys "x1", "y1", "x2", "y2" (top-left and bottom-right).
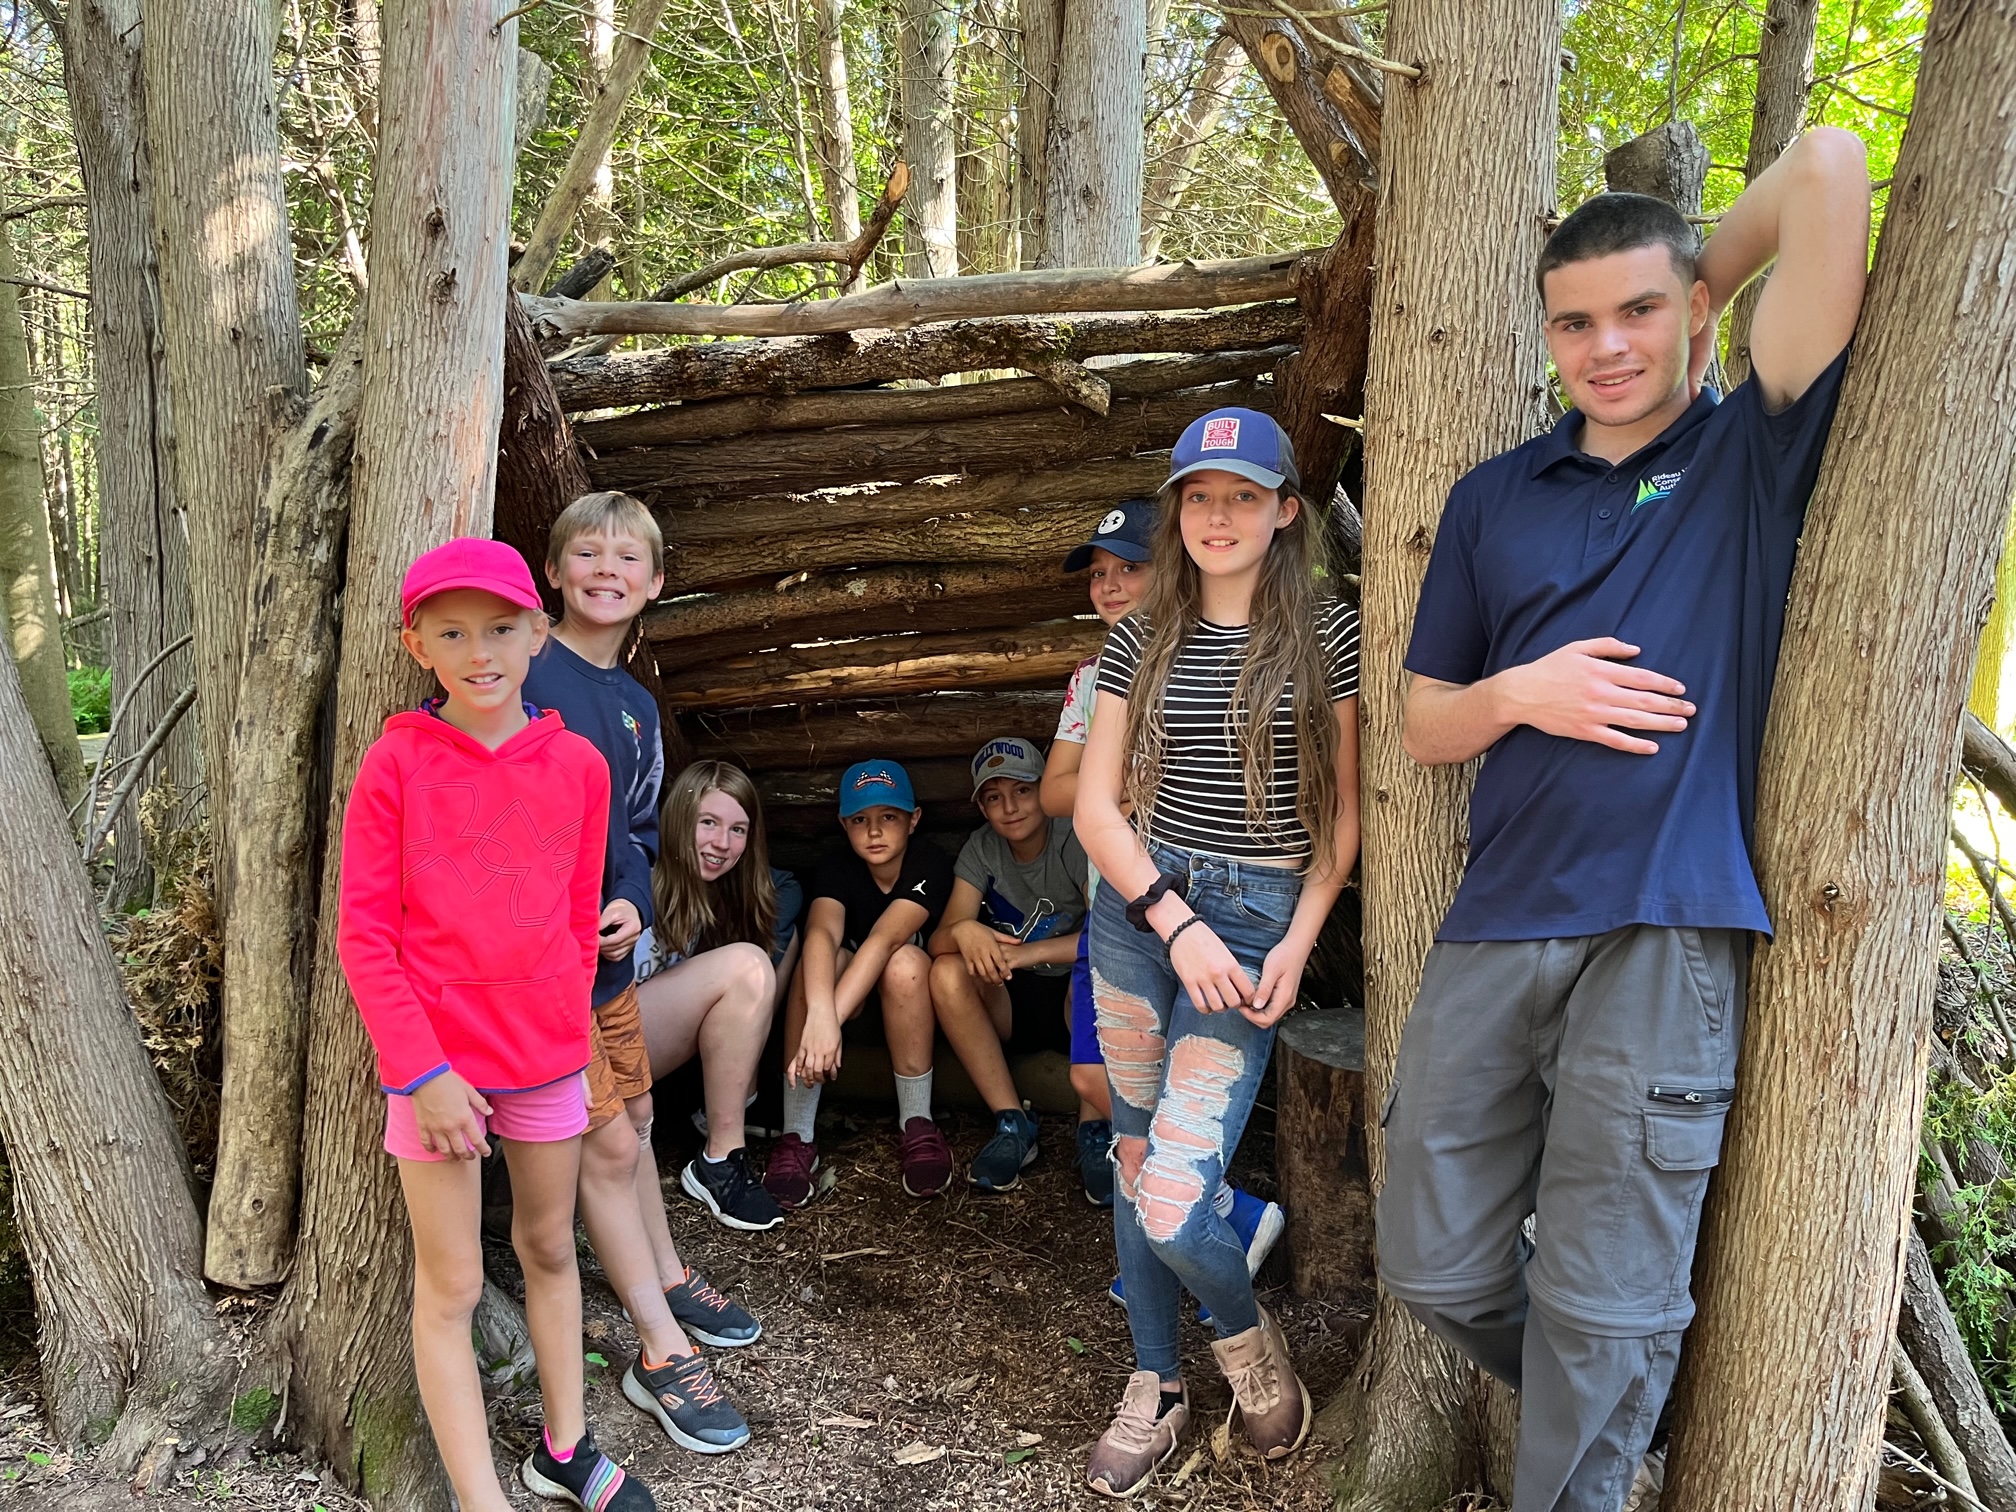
[
  {"x1": 337, "y1": 746, "x2": 450, "y2": 1094},
  {"x1": 1696, "y1": 127, "x2": 1870, "y2": 409}
]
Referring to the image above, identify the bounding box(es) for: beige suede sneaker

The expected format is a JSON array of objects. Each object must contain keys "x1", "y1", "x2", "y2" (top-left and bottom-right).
[
  {"x1": 1086, "y1": 1371, "x2": 1190, "y2": 1499},
  {"x1": 1209, "y1": 1306, "x2": 1310, "y2": 1460}
]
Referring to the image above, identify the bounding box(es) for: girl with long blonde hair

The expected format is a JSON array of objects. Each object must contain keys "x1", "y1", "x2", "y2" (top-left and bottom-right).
[
  {"x1": 635, "y1": 762, "x2": 803, "y2": 1235},
  {"x1": 1074, "y1": 408, "x2": 1360, "y2": 1497}
]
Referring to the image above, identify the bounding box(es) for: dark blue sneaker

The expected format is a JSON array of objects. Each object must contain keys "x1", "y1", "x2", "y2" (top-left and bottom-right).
[
  {"x1": 1225, "y1": 1187, "x2": 1285, "y2": 1278},
  {"x1": 1077, "y1": 1118, "x2": 1114, "y2": 1207},
  {"x1": 970, "y1": 1108, "x2": 1039, "y2": 1192},
  {"x1": 1109, "y1": 1272, "x2": 1213, "y2": 1326}
]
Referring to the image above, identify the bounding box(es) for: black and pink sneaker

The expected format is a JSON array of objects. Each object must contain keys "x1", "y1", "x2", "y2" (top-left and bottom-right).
[{"x1": 520, "y1": 1426, "x2": 655, "y2": 1509}]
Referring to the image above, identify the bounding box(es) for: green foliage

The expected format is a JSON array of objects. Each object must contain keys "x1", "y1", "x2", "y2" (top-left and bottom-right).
[
  {"x1": 1922, "y1": 1071, "x2": 2016, "y2": 1413},
  {"x1": 68, "y1": 663, "x2": 108, "y2": 734}
]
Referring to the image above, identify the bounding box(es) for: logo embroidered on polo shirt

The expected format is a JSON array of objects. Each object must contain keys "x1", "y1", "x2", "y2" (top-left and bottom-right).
[{"x1": 1634, "y1": 469, "x2": 1686, "y2": 510}]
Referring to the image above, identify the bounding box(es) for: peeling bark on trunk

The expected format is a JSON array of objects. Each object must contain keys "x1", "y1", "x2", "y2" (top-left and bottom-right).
[
  {"x1": 1040, "y1": 0, "x2": 1146, "y2": 269},
  {"x1": 495, "y1": 293, "x2": 592, "y2": 619},
  {"x1": 204, "y1": 324, "x2": 363, "y2": 1288},
  {"x1": 1222, "y1": 0, "x2": 1379, "y2": 216},
  {"x1": 1342, "y1": 1, "x2": 1558, "y2": 1505},
  {"x1": 277, "y1": 7, "x2": 517, "y2": 1505},
  {"x1": 61, "y1": 0, "x2": 195, "y2": 903},
  {"x1": 1665, "y1": 5, "x2": 2016, "y2": 1503},
  {"x1": 1016, "y1": 0, "x2": 1064, "y2": 268},
  {"x1": 144, "y1": 0, "x2": 309, "y2": 859},
  {"x1": 1724, "y1": 0, "x2": 1821, "y2": 389},
  {"x1": 811, "y1": 0, "x2": 864, "y2": 249},
  {"x1": 0, "y1": 202, "x2": 85, "y2": 810},
  {"x1": 899, "y1": 0, "x2": 958, "y2": 278},
  {"x1": 0, "y1": 634, "x2": 230, "y2": 1469}
]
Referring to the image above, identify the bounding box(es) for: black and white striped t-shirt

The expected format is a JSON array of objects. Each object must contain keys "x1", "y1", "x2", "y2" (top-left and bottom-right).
[{"x1": 1096, "y1": 602, "x2": 1361, "y2": 862}]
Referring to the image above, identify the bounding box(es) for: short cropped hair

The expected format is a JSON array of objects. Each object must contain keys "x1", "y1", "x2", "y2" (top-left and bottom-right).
[
  {"x1": 547, "y1": 490, "x2": 664, "y2": 576},
  {"x1": 1536, "y1": 192, "x2": 1699, "y2": 306}
]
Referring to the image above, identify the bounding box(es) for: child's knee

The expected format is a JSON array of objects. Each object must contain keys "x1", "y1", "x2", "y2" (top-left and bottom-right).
[
  {"x1": 928, "y1": 951, "x2": 972, "y2": 999},
  {"x1": 724, "y1": 942, "x2": 773, "y2": 1005},
  {"x1": 583, "y1": 1115, "x2": 640, "y2": 1181},
  {"x1": 412, "y1": 1258, "x2": 484, "y2": 1321},
  {"x1": 625, "y1": 1090, "x2": 654, "y2": 1138},
  {"x1": 883, "y1": 944, "x2": 931, "y2": 999},
  {"x1": 512, "y1": 1210, "x2": 578, "y2": 1276}
]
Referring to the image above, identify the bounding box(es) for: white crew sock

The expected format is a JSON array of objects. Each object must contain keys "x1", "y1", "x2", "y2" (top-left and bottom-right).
[
  {"x1": 782, "y1": 1080, "x2": 822, "y2": 1143},
  {"x1": 894, "y1": 1071, "x2": 934, "y2": 1129}
]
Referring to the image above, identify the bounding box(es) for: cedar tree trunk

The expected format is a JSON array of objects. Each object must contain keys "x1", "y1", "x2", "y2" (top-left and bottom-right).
[
  {"x1": 1339, "y1": 1, "x2": 1558, "y2": 1506},
  {"x1": 1039, "y1": 0, "x2": 1146, "y2": 268},
  {"x1": 0, "y1": 631, "x2": 231, "y2": 1468},
  {"x1": 0, "y1": 200, "x2": 86, "y2": 809},
  {"x1": 1017, "y1": 0, "x2": 1063, "y2": 268},
  {"x1": 812, "y1": 0, "x2": 864, "y2": 249},
  {"x1": 1665, "y1": 4, "x2": 2016, "y2": 1505},
  {"x1": 900, "y1": 0, "x2": 958, "y2": 277},
  {"x1": 276, "y1": 6, "x2": 516, "y2": 1504},
  {"x1": 143, "y1": 0, "x2": 308, "y2": 858},
  {"x1": 61, "y1": 0, "x2": 196, "y2": 901}
]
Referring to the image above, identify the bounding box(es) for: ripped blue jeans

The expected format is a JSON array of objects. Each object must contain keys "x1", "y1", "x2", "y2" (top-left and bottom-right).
[{"x1": 1089, "y1": 841, "x2": 1299, "y2": 1379}]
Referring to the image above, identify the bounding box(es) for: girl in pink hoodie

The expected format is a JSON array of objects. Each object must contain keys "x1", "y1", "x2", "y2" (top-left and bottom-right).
[{"x1": 338, "y1": 538, "x2": 671, "y2": 1512}]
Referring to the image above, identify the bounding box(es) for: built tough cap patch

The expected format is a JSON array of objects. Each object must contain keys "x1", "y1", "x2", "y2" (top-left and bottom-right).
[{"x1": 1201, "y1": 416, "x2": 1241, "y2": 450}]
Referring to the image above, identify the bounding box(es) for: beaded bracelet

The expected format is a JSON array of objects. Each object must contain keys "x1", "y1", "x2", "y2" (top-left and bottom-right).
[{"x1": 1164, "y1": 915, "x2": 1207, "y2": 950}]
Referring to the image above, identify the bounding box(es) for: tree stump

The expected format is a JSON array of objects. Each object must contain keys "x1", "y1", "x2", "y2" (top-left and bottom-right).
[{"x1": 1275, "y1": 1004, "x2": 1373, "y2": 1296}]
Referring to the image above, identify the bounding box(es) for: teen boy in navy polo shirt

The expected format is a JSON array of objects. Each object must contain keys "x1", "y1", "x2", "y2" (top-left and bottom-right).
[{"x1": 1378, "y1": 128, "x2": 1870, "y2": 1511}]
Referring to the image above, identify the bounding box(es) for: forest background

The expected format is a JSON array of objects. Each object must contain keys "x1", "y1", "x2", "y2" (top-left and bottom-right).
[{"x1": 6, "y1": 0, "x2": 2011, "y2": 1508}]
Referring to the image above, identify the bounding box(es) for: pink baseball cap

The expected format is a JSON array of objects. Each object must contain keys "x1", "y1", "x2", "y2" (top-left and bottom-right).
[{"x1": 400, "y1": 537, "x2": 544, "y2": 627}]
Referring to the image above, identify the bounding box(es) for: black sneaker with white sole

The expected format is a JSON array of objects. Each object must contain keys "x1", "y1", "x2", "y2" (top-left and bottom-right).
[
  {"x1": 664, "y1": 1267, "x2": 762, "y2": 1347},
  {"x1": 621, "y1": 1354, "x2": 750, "y2": 1455},
  {"x1": 520, "y1": 1426, "x2": 657, "y2": 1508},
  {"x1": 681, "y1": 1149, "x2": 785, "y2": 1232},
  {"x1": 969, "y1": 1107, "x2": 1040, "y2": 1193}
]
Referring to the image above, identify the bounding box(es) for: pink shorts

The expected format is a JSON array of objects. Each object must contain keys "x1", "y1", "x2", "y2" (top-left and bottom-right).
[{"x1": 383, "y1": 1073, "x2": 589, "y2": 1161}]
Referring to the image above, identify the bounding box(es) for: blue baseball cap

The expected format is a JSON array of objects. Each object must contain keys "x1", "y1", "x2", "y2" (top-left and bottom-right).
[
  {"x1": 838, "y1": 759, "x2": 916, "y2": 816},
  {"x1": 1165, "y1": 407, "x2": 1301, "y2": 494},
  {"x1": 1063, "y1": 497, "x2": 1158, "y2": 573}
]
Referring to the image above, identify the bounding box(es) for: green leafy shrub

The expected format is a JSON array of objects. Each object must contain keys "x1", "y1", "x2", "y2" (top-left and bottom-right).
[{"x1": 69, "y1": 664, "x2": 110, "y2": 734}]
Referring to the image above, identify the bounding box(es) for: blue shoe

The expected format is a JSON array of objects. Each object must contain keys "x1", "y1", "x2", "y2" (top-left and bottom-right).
[
  {"x1": 1225, "y1": 1188, "x2": 1285, "y2": 1279},
  {"x1": 1108, "y1": 1273, "x2": 1213, "y2": 1326},
  {"x1": 970, "y1": 1108, "x2": 1040, "y2": 1193},
  {"x1": 1077, "y1": 1119, "x2": 1115, "y2": 1207}
]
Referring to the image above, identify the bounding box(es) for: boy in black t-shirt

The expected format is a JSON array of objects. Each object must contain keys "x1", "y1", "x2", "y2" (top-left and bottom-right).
[{"x1": 761, "y1": 760, "x2": 954, "y2": 1209}]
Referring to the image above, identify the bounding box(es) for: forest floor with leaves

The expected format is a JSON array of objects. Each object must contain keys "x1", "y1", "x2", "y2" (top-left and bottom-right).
[{"x1": 0, "y1": 1100, "x2": 1386, "y2": 1512}]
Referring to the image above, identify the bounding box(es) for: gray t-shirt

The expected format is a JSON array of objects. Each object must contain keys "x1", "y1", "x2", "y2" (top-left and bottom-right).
[{"x1": 954, "y1": 818, "x2": 1089, "y2": 977}]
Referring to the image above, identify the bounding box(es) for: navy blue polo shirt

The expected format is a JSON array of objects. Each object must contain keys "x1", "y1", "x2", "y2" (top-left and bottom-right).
[{"x1": 1405, "y1": 348, "x2": 1850, "y2": 942}]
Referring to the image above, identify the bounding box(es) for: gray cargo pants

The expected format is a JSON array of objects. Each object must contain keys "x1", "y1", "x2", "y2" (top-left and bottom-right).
[{"x1": 1376, "y1": 925, "x2": 1745, "y2": 1512}]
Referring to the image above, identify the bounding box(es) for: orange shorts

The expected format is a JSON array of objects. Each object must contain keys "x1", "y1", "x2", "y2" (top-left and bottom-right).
[{"x1": 584, "y1": 983, "x2": 652, "y2": 1133}]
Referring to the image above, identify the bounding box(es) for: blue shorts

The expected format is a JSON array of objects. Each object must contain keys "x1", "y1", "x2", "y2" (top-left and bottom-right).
[{"x1": 1069, "y1": 926, "x2": 1103, "y2": 1065}]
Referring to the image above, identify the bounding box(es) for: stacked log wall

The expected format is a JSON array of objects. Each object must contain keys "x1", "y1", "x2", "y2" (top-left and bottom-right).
[{"x1": 546, "y1": 284, "x2": 1309, "y2": 876}]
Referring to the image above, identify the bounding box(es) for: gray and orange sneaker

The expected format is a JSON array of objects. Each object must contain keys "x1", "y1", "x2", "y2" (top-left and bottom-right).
[
  {"x1": 663, "y1": 1268, "x2": 761, "y2": 1348},
  {"x1": 1086, "y1": 1371, "x2": 1190, "y2": 1498},
  {"x1": 621, "y1": 1353, "x2": 750, "y2": 1455}
]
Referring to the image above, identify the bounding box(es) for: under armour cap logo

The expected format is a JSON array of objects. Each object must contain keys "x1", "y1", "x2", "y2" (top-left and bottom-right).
[
  {"x1": 1201, "y1": 416, "x2": 1240, "y2": 450},
  {"x1": 1096, "y1": 509, "x2": 1126, "y2": 534}
]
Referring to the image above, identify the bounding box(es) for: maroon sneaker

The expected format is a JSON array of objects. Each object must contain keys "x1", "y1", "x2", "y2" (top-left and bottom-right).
[
  {"x1": 762, "y1": 1134, "x2": 820, "y2": 1210},
  {"x1": 898, "y1": 1117, "x2": 954, "y2": 1198}
]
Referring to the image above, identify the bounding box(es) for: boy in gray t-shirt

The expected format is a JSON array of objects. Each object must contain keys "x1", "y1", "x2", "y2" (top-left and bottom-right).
[{"x1": 926, "y1": 737, "x2": 1089, "y2": 1193}]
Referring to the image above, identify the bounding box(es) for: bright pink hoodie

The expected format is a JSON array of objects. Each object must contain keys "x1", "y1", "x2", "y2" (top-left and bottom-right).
[{"x1": 338, "y1": 708, "x2": 610, "y2": 1095}]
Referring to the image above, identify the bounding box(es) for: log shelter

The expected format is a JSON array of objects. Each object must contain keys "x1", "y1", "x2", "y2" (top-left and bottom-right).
[{"x1": 508, "y1": 249, "x2": 1359, "y2": 878}]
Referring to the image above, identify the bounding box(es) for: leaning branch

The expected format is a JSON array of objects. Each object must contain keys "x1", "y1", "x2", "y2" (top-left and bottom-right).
[
  {"x1": 655, "y1": 162, "x2": 908, "y2": 302},
  {"x1": 523, "y1": 249, "x2": 1310, "y2": 340},
  {"x1": 82, "y1": 682, "x2": 196, "y2": 866}
]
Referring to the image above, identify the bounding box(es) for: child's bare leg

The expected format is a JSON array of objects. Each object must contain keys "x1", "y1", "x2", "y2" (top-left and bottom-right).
[
  {"x1": 578, "y1": 1114, "x2": 693, "y2": 1361},
  {"x1": 501, "y1": 1136, "x2": 591, "y2": 1446},
  {"x1": 882, "y1": 945, "x2": 946, "y2": 1081},
  {"x1": 1072, "y1": 1061, "x2": 1114, "y2": 1122},
  {"x1": 924, "y1": 953, "x2": 1021, "y2": 1112},
  {"x1": 398, "y1": 1157, "x2": 513, "y2": 1512},
  {"x1": 625, "y1": 1094, "x2": 689, "y2": 1292},
  {"x1": 636, "y1": 944, "x2": 775, "y2": 1159}
]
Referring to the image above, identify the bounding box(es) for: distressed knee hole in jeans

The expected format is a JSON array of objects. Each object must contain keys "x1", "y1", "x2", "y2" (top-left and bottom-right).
[
  {"x1": 1114, "y1": 1134, "x2": 1147, "y2": 1206},
  {"x1": 1093, "y1": 971, "x2": 1164, "y2": 1111},
  {"x1": 1138, "y1": 1037, "x2": 1243, "y2": 1243}
]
